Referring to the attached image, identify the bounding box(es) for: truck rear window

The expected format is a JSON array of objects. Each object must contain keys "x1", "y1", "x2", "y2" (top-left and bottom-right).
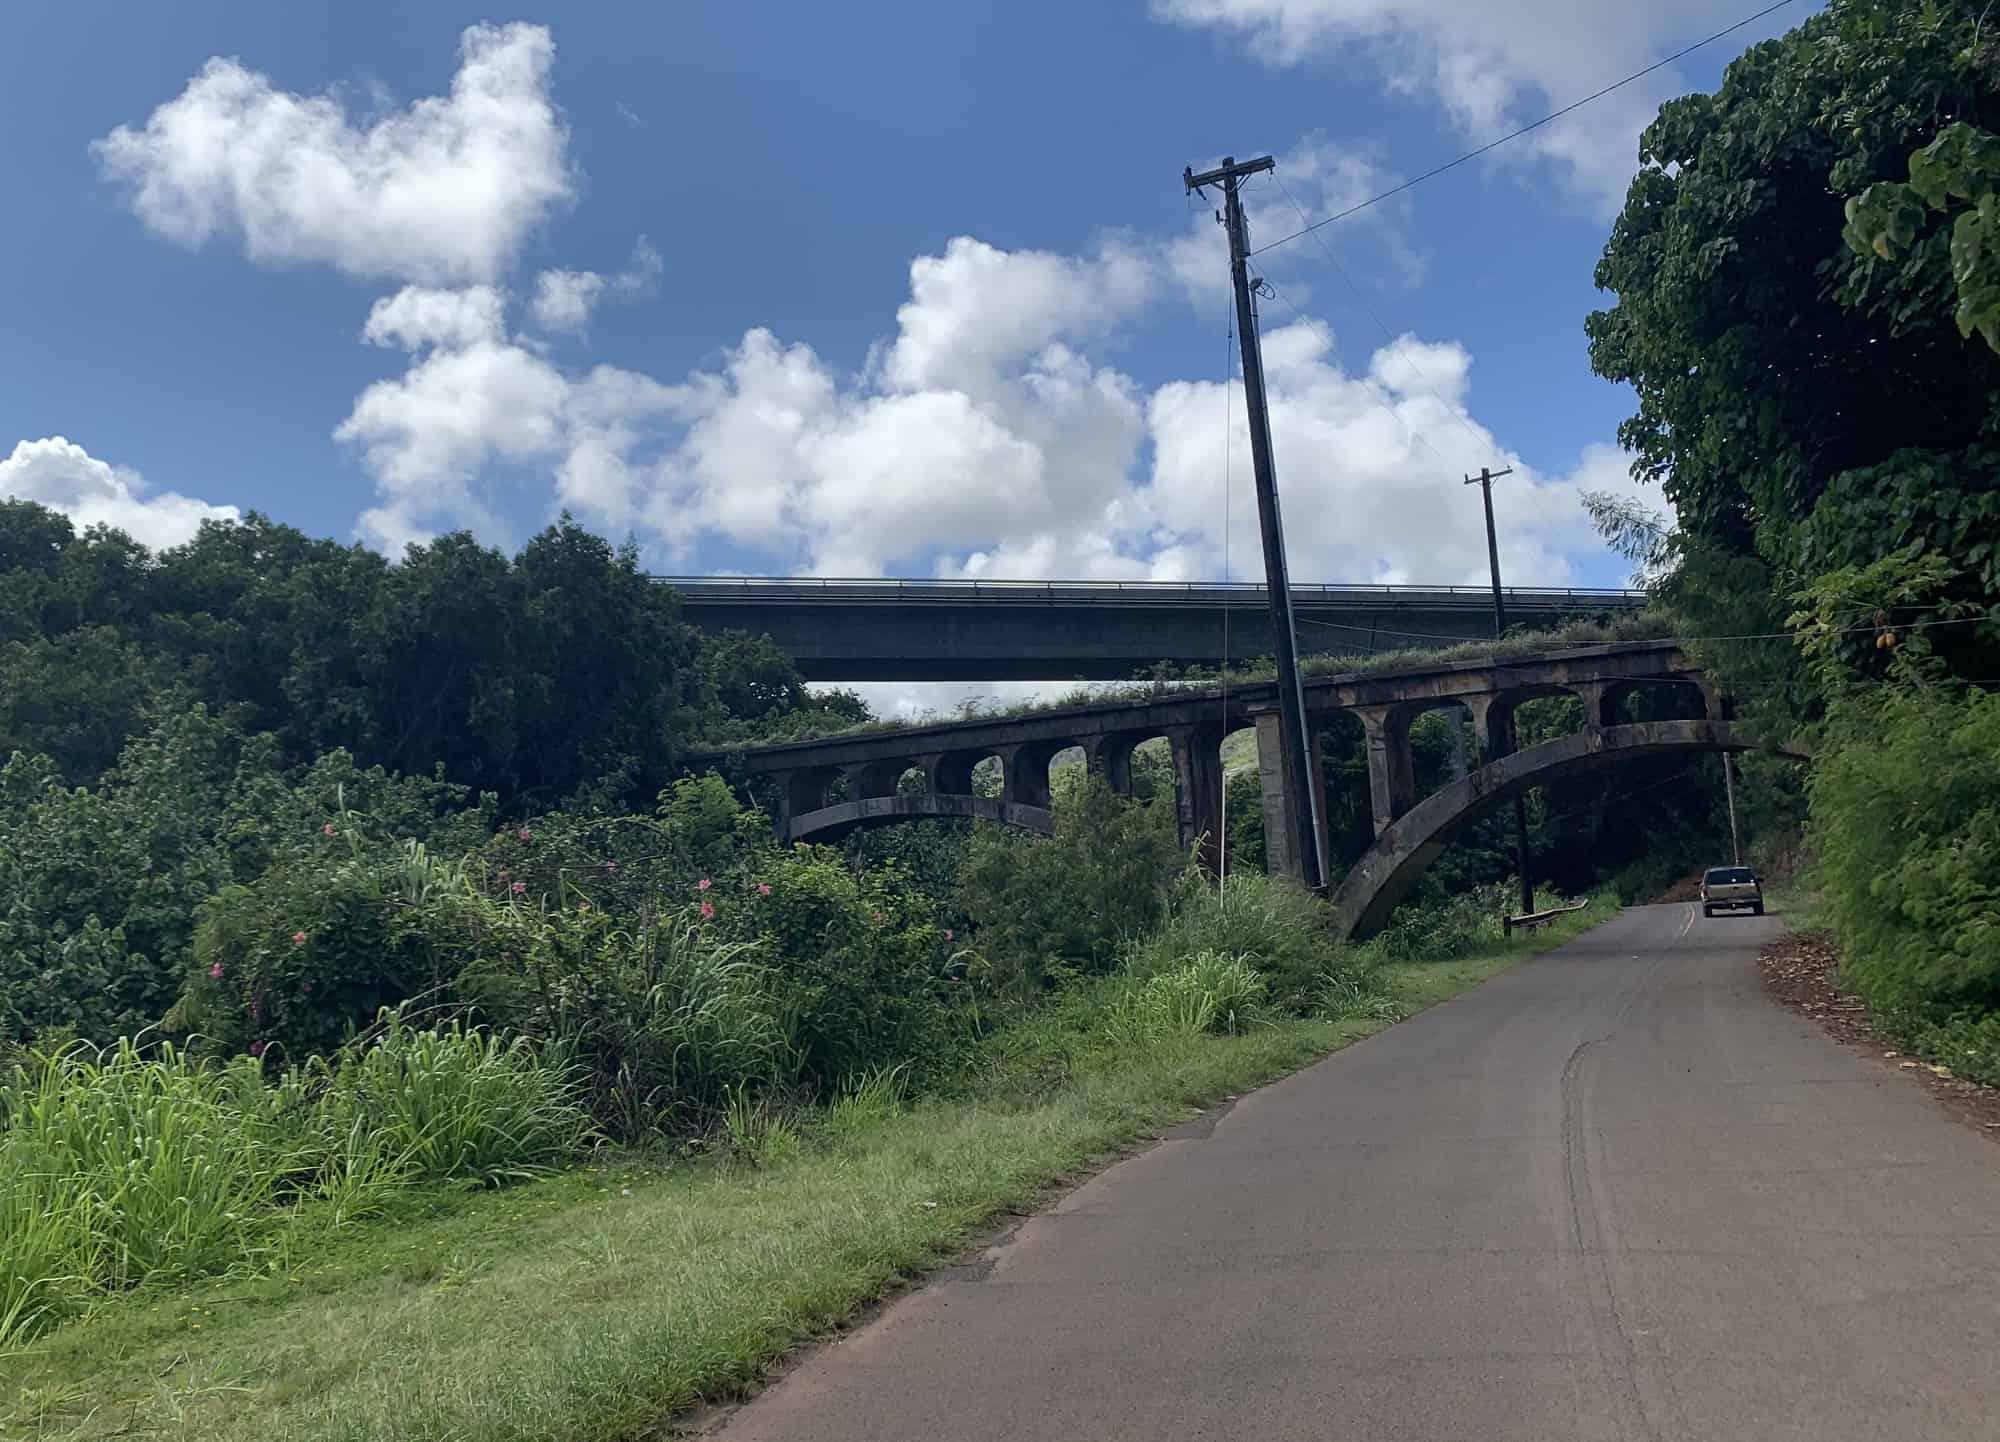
[{"x1": 1704, "y1": 868, "x2": 1756, "y2": 885}]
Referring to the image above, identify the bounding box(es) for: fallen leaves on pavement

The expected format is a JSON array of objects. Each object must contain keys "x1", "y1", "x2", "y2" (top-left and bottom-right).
[{"x1": 1758, "y1": 928, "x2": 2000, "y2": 1142}]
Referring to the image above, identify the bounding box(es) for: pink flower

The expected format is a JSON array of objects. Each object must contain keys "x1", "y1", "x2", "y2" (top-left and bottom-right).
[
  {"x1": 208, "y1": 961, "x2": 224, "y2": 979},
  {"x1": 871, "y1": 911, "x2": 883, "y2": 925},
  {"x1": 943, "y1": 929, "x2": 954, "y2": 942},
  {"x1": 605, "y1": 861, "x2": 619, "y2": 874},
  {"x1": 511, "y1": 880, "x2": 527, "y2": 895},
  {"x1": 697, "y1": 877, "x2": 712, "y2": 892},
  {"x1": 322, "y1": 822, "x2": 336, "y2": 837},
  {"x1": 291, "y1": 931, "x2": 307, "y2": 946},
  {"x1": 699, "y1": 900, "x2": 715, "y2": 921},
  {"x1": 248, "y1": 1041, "x2": 267, "y2": 1058},
  {"x1": 757, "y1": 883, "x2": 772, "y2": 897},
  {"x1": 518, "y1": 827, "x2": 532, "y2": 842}
]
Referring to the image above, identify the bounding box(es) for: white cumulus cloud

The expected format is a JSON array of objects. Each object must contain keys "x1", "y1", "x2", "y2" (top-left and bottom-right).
[
  {"x1": 530, "y1": 238, "x2": 664, "y2": 336},
  {"x1": 0, "y1": 437, "x2": 238, "y2": 551},
  {"x1": 94, "y1": 22, "x2": 571, "y2": 284},
  {"x1": 530, "y1": 269, "x2": 605, "y2": 334},
  {"x1": 361, "y1": 284, "x2": 506, "y2": 351},
  {"x1": 1152, "y1": 0, "x2": 1777, "y2": 214},
  {"x1": 329, "y1": 229, "x2": 1640, "y2": 595}
]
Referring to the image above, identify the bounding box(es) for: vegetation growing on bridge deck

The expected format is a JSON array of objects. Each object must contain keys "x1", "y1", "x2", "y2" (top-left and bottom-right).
[{"x1": 704, "y1": 607, "x2": 1681, "y2": 744}]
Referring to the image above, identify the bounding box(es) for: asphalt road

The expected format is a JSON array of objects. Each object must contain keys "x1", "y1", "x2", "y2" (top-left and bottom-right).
[{"x1": 706, "y1": 904, "x2": 2000, "y2": 1441}]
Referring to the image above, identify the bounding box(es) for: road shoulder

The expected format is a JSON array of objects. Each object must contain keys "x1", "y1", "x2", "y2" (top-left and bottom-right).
[{"x1": 1759, "y1": 926, "x2": 2000, "y2": 1143}]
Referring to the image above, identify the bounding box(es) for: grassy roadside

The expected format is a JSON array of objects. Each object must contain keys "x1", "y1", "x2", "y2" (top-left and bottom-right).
[{"x1": 3, "y1": 908, "x2": 1605, "y2": 1442}]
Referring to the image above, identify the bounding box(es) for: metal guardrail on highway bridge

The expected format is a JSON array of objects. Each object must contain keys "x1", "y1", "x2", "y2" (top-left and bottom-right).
[{"x1": 653, "y1": 577, "x2": 1648, "y2": 607}]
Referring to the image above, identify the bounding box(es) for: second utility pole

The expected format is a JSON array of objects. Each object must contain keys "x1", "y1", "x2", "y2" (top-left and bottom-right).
[
  {"x1": 1186, "y1": 155, "x2": 1326, "y2": 889},
  {"x1": 1466, "y1": 465, "x2": 1535, "y2": 919}
]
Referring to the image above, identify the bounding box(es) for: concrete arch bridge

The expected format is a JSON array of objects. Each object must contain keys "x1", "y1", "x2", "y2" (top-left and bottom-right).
[{"x1": 686, "y1": 640, "x2": 1800, "y2": 939}]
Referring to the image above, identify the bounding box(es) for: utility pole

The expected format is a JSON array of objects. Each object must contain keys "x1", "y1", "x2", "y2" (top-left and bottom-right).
[
  {"x1": 1722, "y1": 752, "x2": 1743, "y2": 865},
  {"x1": 1186, "y1": 155, "x2": 1326, "y2": 889},
  {"x1": 1466, "y1": 466, "x2": 1534, "y2": 918}
]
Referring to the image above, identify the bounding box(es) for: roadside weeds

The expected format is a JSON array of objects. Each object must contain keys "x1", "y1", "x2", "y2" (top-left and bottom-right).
[{"x1": 1, "y1": 912, "x2": 1604, "y2": 1442}]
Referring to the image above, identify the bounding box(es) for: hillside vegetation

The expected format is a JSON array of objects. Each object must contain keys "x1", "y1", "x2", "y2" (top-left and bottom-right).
[{"x1": 1587, "y1": 0, "x2": 2000, "y2": 1077}]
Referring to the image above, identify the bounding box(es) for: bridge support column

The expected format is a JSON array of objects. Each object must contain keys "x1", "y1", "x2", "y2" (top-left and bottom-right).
[
  {"x1": 1571, "y1": 681, "x2": 1614, "y2": 730},
  {"x1": 843, "y1": 759, "x2": 905, "y2": 801},
  {"x1": 1468, "y1": 694, "x2": 1510, "y2": 761},
  {"x1": 776, "y1": 767, "x2": 837, "y2": 838},
  {"x1": 927, "y1": 751, "x2": 983, "y2": 797},
  {"x1": 1084, "y1": 735, "x2": 1137, "y2": 795},
  {"x1": 998, "y1": 741, "x2": 1063, "y2": 810},
  {"x1": 1354, "y1": 705, "x2": 1417, "y2": 838},
  {"x1": 1167, "y1": 725, "x2": 1226, "y2": 874},
  {"x1": 1254, "y1": 712, "x2": 1300, "y2": 881}
]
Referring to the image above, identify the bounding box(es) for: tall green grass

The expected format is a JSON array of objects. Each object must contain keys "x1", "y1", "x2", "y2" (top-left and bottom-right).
[
  {"x1": 0, "y1": 1020, "x2": 588, "y2": 1348},
  {"x1": 1125, "y1": 870, "x2": 1381, "y2": 1011}
]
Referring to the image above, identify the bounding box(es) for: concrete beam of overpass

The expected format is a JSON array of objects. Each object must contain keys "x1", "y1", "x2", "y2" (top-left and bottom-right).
[{"x1": 660, "y1": 577, "x2": 1648, "y2": 682}]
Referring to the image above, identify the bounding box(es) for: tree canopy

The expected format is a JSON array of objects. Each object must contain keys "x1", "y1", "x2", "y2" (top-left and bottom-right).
[
  {"x1": 1587, "y1": 0, "x2": 2000, "y2": 723},
  {"x1": 0, "y1": 501, "x2": 855, "y2": 804}
]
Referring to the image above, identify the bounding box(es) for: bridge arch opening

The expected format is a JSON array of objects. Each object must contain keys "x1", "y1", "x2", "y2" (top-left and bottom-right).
[
  {"x1": 928, "y1": 749, "x2": 1005, "y2": 800},
  {"x1": 1600, "y1": 677, "x2": 1712, "y2": 726},
  {"x1": 1330, "y1": 721, "x2": 1808, "y2": 940}
]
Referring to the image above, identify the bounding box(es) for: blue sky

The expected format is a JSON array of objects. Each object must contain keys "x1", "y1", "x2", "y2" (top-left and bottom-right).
[{"x1": 1, "y1": 0, "x2": 1808, "y2": 606}]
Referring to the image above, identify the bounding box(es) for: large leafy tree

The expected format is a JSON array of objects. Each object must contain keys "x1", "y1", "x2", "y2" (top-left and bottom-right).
[
  {"x1": 1587, "y1": 0, "x2": 2000, "y2": 723},
  {"x1": 0, "y1": 500, "x2": 830, "y2": 801}
]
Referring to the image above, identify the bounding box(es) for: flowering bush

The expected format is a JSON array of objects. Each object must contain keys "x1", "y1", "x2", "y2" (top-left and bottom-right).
[{"x1": 733, "y1": 847, "x2": 958, "y2": 1085}]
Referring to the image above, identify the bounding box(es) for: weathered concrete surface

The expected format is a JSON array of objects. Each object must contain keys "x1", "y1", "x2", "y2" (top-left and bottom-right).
[
  {"x1": 666, "y1": 578, "x2": 1646, "y2": 681},
  {"x1": 704, "y1": 905, "x2": 2000, "y2": 1442},
  {"x1": 788, "y1": 794, "x2": 1054, "y2": 844}
]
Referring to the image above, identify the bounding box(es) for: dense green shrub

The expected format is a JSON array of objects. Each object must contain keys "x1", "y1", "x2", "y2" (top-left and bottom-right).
[
  {"x1": 0, "y1": 711, "x2": 486, "y2": 1048},
  {"x1": 456, "y1": 905, "x2": 789, "y2": 1140},
  {"x1": 738, "y1": 847, "x2": 957, "y2": 1086},
  {"x1": 956, "y1": 777, "x2": 1181, "y2": 990},
  {"x1": 1811, "y1": 687, "x2": 2000, "y2": 1012},
  {"x1": 1126, "y1": 870, "x2": 1367, "y2": 1013}
]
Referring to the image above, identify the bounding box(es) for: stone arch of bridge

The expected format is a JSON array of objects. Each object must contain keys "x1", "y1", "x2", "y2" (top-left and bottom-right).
[
  {"x1": 789, "y1": 794, "x2": 1055, "y2": 845},
  {"x1": 1327, "y1": 720, "x2": 1806, "y2": 941},
  {"x1": 1340, "y1": 696, "x2": 1486, "y2": 837}
]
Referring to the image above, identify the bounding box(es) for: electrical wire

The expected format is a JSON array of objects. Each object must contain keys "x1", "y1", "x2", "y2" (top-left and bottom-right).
[
  {"x1": 1250, "y1": 0, "x2": 1801, "y2": 257},
  {"x1": 1293, "y1": 608, "x2": 2000, "y2": 648},
  {"x1": 1272, "y1": 174, "x2": 1499, "y2": 467}
]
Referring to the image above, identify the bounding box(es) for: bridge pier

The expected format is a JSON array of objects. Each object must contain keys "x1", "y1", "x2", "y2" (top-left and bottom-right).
[
  {"x1": 844, "y1": 759, "x2": 905, "y2": 801},
  {"x1": 1354, "y1": 704, "x2": 1418, "y2": 838},
  {"x1": 1252, "y1": 710, "x2": 1337, "y2": 884},
  {"x1": 775, "y1": 767, "x2": 837, "y2": 835},
  {"x1": 1167, "y1": 725, "x2": 1226, "y2": 872},
  {"x1": 1084, "y1": 734, "x2": 1138, "y2": 795},
  {"x1": 1000, "y1": 741, "x2": 1065, "y2": 811}
]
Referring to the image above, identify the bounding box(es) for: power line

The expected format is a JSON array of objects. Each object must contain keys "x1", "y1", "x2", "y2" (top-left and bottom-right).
[
  {"x1": 1294, "y1": 608, "x2": 2000, "y2": 648},
  {"x1": 1250, "y1": 0, "x2": 1801, "y2": 257},
  {"x1": 1272, "y1": 173, "x2": 1499, "y2": 467}
]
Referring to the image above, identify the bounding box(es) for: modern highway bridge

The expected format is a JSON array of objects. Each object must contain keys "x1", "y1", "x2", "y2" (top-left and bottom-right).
[{"x1": 660, "y1": 577, "x2": 1649, "y2": 682}]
